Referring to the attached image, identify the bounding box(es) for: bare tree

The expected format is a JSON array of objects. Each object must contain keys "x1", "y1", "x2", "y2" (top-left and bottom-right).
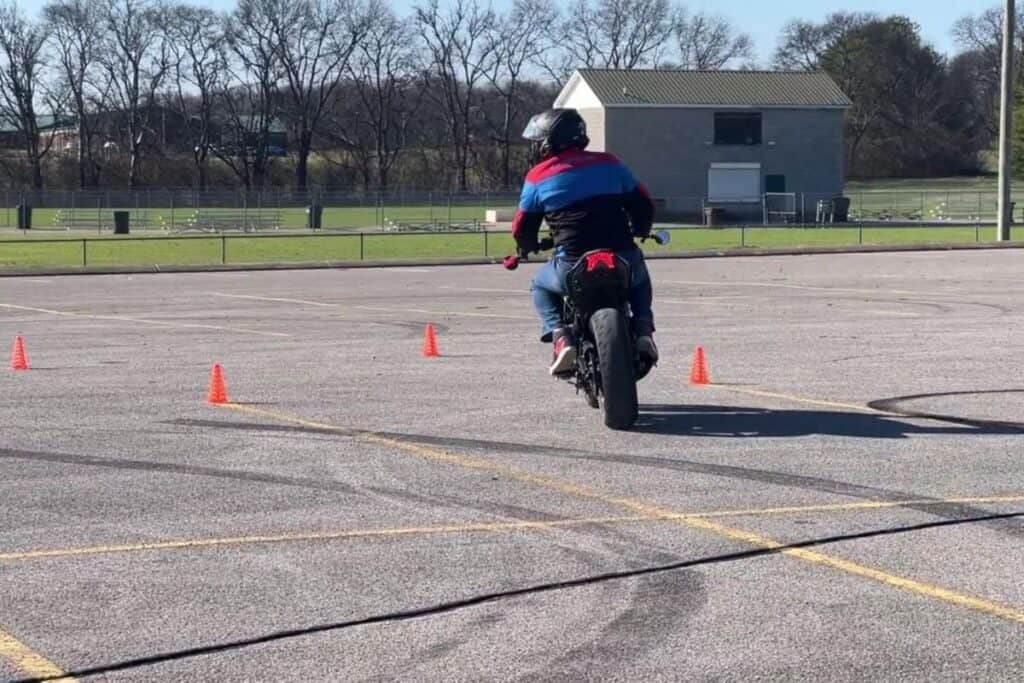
[
  {"x1": 99, "y1": 0, "x2": 170, "y2": 189},
  {"x1": 773, "y1": 12, "x2": 876, "y2": 70},
  {"x1": 415, "y1": 0, "x2": 496, "y2": 192},
  {"x1": 44, "y1": 0, "x2": 108, "y2": 189},
  {"x1": 953, "y1": 6, "x2": 1024, "y2": 59},
  {"x1": 674, "y1": 11, "x2": 752, "y2": 70},
  {"x1": 165, "y1": 4, "x2": 226, "y2": 191},
  {"x1": 0, "y1": 3, "x2": 53, "y2": 190},
  {"x1": 485, "y1": 0, "x2": 556, "y2": 188},
  {"x1": 258, "y1": 0, "x2": 370, "y2": 192},
  {"x1": 331, "y1": 1, "x2": 421, "y2": 189},
  {"x1": 560, "y1": 0, "x2": 675, "y2": 70},
  {"x1": 952, "y1": 6, "x2": 1024, "y2": 137},
  {"x1": 217, "y1": 0, "x2": 283, "y2": 191}
]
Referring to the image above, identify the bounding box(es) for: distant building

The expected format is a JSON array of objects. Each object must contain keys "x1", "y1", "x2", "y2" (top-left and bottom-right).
[
  {"x1": 0, "y1": 107, "x2": 291, "y2": 158},
  {"x1": 554, "y1": 69, "x2": 852, "y2": 221},
  {"x1": 219, "y1": 116, "x2": 289, "y2": 158},
  {"x1": 0, "y1": 115, "x2": 75, "y2": 151}
]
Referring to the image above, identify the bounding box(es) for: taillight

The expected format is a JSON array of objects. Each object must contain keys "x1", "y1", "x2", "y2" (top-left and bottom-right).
[{"x1": 585, "y1": 252, "x2": 616, "y2": 272}]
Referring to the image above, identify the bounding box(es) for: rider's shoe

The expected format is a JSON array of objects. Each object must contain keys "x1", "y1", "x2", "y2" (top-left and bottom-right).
[
  {"x1": 549, "y1": 328, "x2": 577, "y2": 375},
  {"x1": 636, "y1": 335, "x2": 659, "y2": 366}
]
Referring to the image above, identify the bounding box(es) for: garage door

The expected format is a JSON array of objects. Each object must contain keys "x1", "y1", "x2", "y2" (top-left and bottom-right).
[{"x1": 708, "y1": 162, "x2": 761, "y2": 203}]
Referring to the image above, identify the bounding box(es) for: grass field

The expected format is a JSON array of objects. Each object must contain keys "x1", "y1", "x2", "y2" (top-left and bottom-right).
[
  {"x1": 1, "y1": 225, "x2": 1016, "y2": 269},
  {"x1": 2, "y1": 176, "x2": 1022, "y2": 269}
]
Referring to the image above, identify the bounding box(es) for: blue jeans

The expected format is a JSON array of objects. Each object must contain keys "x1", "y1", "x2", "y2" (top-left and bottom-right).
[{"x1": 531, "y1": 246, "x2": 655, "y2": 341}]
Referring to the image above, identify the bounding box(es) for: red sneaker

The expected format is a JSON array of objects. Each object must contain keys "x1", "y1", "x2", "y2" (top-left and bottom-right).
[{"x1": 549, "y1": 330, "x2": 577, "y2": 375}]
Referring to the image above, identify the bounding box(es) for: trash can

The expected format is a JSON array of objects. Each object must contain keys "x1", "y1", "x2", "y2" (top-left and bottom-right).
[
  {"x1": 306, "y1": 203, "x2": 323, "y2": 230},
  {"x1": 703, "y1": 207, "x2": 723, "y2": 227},
  {"x1": 113, "y1": 210, "x2": 130, "y2": 235},
  {"x1": 816, "y1": 199, "x2": 834, "y2": 225},
  {"x1": 16, "y1": 204, "x2": 31, "y2": 230},
  {"x1": 832, "y1": 196, "x2": 851, "y2": 223}
]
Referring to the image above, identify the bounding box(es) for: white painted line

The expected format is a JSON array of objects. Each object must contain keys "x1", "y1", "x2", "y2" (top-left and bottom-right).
[
  {"x1": 0, "y1": 303, "x2": 291, "y2": 338},
  {"x1": 658, "y1": 298, "x2": 735, "y2": 306},
  {"x1": 212, "y1": 293, "x2": 342, "y2": 308},
  {"x1": 214, "y1": 293, "x2": 534, "y2": 322},
  {"x1": 439, "y1": 286, "x2": 525, "y2": 294},
  {"x1": 861, "y1": 310, "x2": 920, "y2": 318},
  {"x1": 355, "y1": 305, "x2": 534, "y2": 321},
  {"x1": 386, "y1": 268, "x2": 432, "y2": 273},
  {"x1": 661, "y1": 279, "x2": 924, "y2": 296}
]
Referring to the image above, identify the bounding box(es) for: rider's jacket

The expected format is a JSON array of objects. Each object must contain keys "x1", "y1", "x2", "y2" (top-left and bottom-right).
[{"x1": 513, "y1": 149, "x2": 654, "y2": 260}]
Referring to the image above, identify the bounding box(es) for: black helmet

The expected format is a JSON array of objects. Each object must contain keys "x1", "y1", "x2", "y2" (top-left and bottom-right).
[{"x1": 522, "y1": 108, "x2": 589, "y2": 160}]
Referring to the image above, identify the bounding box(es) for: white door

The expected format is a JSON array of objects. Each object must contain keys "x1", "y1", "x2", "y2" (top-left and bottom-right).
[{"x1": 708, "y1": 162, "x2": 761, "y2": 203}]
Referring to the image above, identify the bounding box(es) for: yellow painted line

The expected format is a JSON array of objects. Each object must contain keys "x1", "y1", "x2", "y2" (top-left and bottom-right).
[
  {"x1": 680, "y1": 516, "x2": 1024, "y2": 625},
  {"x1": 6, "y1": 496, "x2": 1024, "y2": 565},
  {"x1": 0, "y1": 303, "x2": 291, "y2": 338},
  {"x1": 0, "y1": 516, "x2": 649, "y2": 563},
  {"x1": 355, "y1": 305, "x2": 534, "y2": 321},
  {"x1": 703, "y1": 384, "x2": 886, "y2": 415},
  {"x1": 217, "y1": 403, "x2": 1024, "y2": 628},
  {"x1": 0, "y1": 629, "x2": 76, "y2": 682},
  {"x1": 667, "y1": 495, "x2": 1024, "y2": 520}
]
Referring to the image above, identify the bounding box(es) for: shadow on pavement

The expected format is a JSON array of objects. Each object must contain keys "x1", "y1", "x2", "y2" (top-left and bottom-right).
[{"x1": 634, "y1": 403, "x2": 1024, "y2": 439}]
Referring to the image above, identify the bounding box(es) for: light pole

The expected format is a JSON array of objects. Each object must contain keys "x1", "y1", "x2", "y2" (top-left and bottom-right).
[{"x1": 998, "y1": 0, "x2": 1015, "y2": 241}]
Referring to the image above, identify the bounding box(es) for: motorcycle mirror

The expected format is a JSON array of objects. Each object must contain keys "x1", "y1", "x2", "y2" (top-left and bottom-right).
[{"x1": 654, "y1": 229, "x2": 671, "y2": 246}]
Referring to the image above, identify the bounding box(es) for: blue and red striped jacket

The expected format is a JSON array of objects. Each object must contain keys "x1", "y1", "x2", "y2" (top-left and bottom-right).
[{"x1": 512, "y1": 149, "x2": 654, "y2": 260}]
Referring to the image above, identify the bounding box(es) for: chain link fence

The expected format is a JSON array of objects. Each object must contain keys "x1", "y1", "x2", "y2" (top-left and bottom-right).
[
  {"x1": 0, "y1": 188, "x2": 1017, "y2": 233},
  {"x1": 0, "y1": 189, "x2": 521, "y2": 233}
]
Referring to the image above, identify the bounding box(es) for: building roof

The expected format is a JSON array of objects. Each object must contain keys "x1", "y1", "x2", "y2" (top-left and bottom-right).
[
  {"x1": 0, "y1": 114, "x2": 75, "y2": 134},
  {"x1": 557, "y1": 69, "x2": 852, "y2": 109}
]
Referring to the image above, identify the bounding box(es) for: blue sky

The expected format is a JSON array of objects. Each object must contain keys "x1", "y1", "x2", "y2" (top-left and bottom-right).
[{"x1": 22, "y1": 0, "x2": 979, "y2": 64}]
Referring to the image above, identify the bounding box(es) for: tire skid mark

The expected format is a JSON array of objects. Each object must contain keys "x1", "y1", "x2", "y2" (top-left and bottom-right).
[{"x1": 178, "y1": 417, "x2": 1024, "y2": 539}]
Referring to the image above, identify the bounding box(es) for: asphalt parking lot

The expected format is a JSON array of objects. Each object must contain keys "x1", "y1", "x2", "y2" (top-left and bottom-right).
[{"x1": 3, "y1": 249, "x2": 1024, "y2": 681}]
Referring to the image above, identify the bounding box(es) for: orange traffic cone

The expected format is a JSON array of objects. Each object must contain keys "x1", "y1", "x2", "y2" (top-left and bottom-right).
[
  {"x1": 689, "y1": 346, "x2": 710, "y2": 385},
  {"x1": 422, "y1": 324, "x2": 440, "y2": 358},
  {"x1": 206, "y1": 363, "x2": 229, "y2": 404},
  {"x1": 10, "y1": 336, "x2": 28, "y2": 371}
]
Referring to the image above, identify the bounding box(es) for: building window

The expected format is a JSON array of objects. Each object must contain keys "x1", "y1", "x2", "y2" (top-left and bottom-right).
[
  {"x1": 765, "y1": 174, "x2": 786, "y2": 193},
  {"x1": 714, "y1": 112, "x2": 762, "y2": 146}
]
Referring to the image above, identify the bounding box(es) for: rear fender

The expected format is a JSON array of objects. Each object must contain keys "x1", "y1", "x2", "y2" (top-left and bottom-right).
[{"x1": 565, "y1": 249, "x2": 631, "y2": 315}]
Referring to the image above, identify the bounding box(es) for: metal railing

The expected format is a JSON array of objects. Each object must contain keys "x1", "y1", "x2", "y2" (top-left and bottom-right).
[{"x1": 2, "y1": 224, "x2": 1019, "y2": 271}]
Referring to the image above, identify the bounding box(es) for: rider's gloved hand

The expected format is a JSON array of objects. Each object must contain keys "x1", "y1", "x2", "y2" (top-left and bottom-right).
[
  {"x1": 516, "y1": 240, "x2": 537, "y2": 258},
  {"x1": 632, "y1": 222, "x2": 652, "y2": 239}
]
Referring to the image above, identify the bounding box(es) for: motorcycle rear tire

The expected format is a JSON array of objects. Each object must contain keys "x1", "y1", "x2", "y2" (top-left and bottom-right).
[{"x1": 589, "y1": 308, "x2": 639, "y2": 429}]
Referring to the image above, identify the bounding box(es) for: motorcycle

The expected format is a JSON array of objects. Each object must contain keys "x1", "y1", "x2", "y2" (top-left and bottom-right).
[{"x1": 504, "y1": 230, "x2": 671, "y2": 430}]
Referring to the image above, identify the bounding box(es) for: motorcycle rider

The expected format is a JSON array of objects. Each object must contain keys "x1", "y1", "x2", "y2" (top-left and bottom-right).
[{"x1": 513, "y1": 108, "x2": 658, "y2": 375}]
